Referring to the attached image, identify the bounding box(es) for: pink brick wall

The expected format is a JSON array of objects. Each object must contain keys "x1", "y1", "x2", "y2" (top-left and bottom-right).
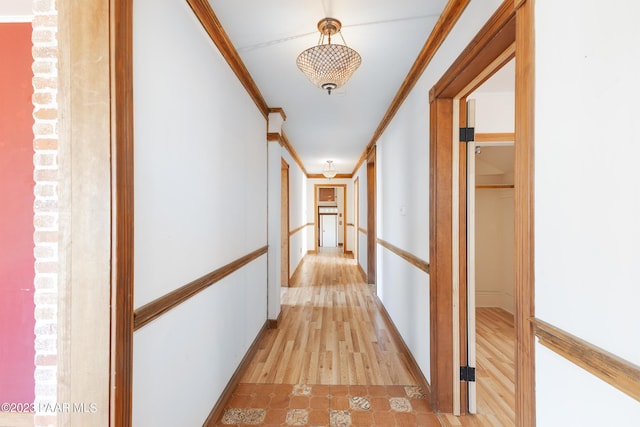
[{"x1": 32, "y1": 0, "x2": 58, "y2": 425}]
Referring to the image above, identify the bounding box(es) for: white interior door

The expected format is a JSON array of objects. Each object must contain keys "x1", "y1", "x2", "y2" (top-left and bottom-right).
[
  {"x1": 320, "y1": 215, "x2": 337, "y2": 247},
  {"x1": 466, "y1": 100, "x2": 478, "y2": 414}
]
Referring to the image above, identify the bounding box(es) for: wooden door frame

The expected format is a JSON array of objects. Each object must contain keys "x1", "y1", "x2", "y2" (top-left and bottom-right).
[
  {"x1": 366, "y1": 147, "x2": 377, "y2": 286},
  {"x1": 428, "y1": 0, "x2": 534, "y2": 424},
  {"x1": 111, "y1": 0, "x2": 134, "y2": 424},
  {"x1": 313, "y1": 184, "x2": 347, "y2": 254},
  {"x1": 59, "y1": 0, "x2": 134, "y2": 424},
  {"x1": 354, "y1": 177, "x2": 359, "y2": 261},
  {"x1": 281, "y1": 158, "x2": 290, "y2": 286}
]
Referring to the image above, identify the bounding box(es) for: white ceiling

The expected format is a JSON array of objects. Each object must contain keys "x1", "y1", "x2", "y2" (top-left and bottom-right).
[
  {"x1": 2, "y1": 1, "x2": 515, "y2": 176},
  {"x1": 208, "y1": 0, "x2": 448, "y2": 175}
]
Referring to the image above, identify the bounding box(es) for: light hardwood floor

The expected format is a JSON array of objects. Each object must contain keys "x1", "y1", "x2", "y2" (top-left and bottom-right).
[
  {"x1": 241, "y1": 248, "x2": 419, "y2": 386},
  {"x1": 237, "y1": 250, "x2": 516, "y2": 426},
  {"x1": 440, "y1": 307, "x2": 516, "y2": 427}
]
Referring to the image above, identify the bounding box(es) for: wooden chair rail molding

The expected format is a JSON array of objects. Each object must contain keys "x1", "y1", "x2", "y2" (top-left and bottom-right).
[
  {"x1": 134, "y1": 246, "x2": 268, "y2": 330},
  {"x1": 377, "y1": 238, "x2": 430, "y2": 274},
  {"x1": 531, "y1": 318, "x2": 640, "y2": 402},
  {"x1": 358, "y1": 227, "x2": 367, "y2": 235},
  {"x1": 289, "y1": 223, "x2": 314, "y2": 237}
]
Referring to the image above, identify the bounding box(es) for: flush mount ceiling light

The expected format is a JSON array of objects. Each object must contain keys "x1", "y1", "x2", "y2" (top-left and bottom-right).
[
  {"x1": 296, "y1": 18, "x2": 362, "y2": 95},
  {"x1": 323, "y1": 160, "x2": 337, "y2": 178}
]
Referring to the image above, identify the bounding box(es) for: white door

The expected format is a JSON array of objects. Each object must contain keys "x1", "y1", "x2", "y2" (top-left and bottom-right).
[
  {"x1": 466, "y1": 129, "x2": 478, "y2": 414},
  {"x1": 463, "y1": 98, "x2": 478, "y2": 413},
  {"x1": 320, "y1": 215, "x2": 337, "y2": 247}
]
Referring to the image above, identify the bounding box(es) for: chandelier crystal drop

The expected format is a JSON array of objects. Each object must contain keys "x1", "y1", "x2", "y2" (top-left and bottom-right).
[{"x1": 297, "y1": 18, "x2": 362, "y2": 95}]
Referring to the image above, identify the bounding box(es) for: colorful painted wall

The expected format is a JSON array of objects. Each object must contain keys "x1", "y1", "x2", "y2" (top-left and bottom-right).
[{"x1": 0, "y1": 22, "x2": 35, "y2": 403}]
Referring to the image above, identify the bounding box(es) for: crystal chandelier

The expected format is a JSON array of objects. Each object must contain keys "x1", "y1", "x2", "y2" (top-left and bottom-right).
[
  {"x1": 296, "y1": 18, "x2": 362, "y2": 95},
  {"x1": 322, "y1": 160, "x2": 337, "y2": 178}
]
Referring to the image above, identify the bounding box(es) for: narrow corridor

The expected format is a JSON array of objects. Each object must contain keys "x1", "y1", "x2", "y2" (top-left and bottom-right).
[
  {"x1": 214, "y1": 250, "x2": 516, "y2": 426},
  {"x1": 214, "y1": 249, "x2": 440, "y2": 426}
]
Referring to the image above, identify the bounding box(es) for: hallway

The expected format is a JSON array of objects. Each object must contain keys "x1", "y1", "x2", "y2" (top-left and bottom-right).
[
  {"x1": 215, "y1": 249, "x2": 441, "y2": 426},
  {"x1": 214, "y1": 250, "x2": 517, "y2": 426}
]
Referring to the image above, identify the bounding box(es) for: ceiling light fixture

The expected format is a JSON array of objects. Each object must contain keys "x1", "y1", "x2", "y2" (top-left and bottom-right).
[
  {"x1": 323, "y1": 160, "x2": 337, "y2": 179},
  {"x1": 296, "y1": 18, "x2": 362, "y2": 95}
]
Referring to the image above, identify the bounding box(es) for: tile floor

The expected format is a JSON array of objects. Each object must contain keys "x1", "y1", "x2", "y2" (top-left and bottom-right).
[{"x1": 215, "y1": 383, "x2": 442, "y2": 426}]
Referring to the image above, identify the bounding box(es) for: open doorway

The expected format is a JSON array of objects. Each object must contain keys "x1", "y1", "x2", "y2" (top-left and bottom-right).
[
  {"x1": 464, "y1": 60, "x2": 516, "y2": 424},
  {"x1": 281, "y1": 158, "x2": 290, "y2": 286},
  {"x1": 428, "y1": 2, "x2": 535, "y2": 424},
  {"x1": 314, "y1": 184, "x2": 347, "y2": 254}
]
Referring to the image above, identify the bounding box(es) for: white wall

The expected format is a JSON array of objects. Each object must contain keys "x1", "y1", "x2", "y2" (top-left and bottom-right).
[
  {"x1": 354, "y1": 164, "x2": 368, "y2": 274},
  {"x1": 475, "y1": 188, "x2": 514, "y2": 313},
  {"x1": 535, "y1": 0, "x2": 640, "y2": 423},
  {"x1": 132, "y1": 0, "x2": 268, "y2": 425},
  {"x1": 374, "y1": 0, "x2": 505, "y2": 384},
  {"x1": 283, "y1": 153, "x2": 308, "y2": 278},
  {"x1": 472, "y1": 91, "x2": 515, "y2": 133},
  {"x1": 470, "y1": 90, "x2": 515, "y2": 313}
]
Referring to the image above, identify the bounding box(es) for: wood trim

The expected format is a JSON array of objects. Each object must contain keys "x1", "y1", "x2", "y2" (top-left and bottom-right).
[
  {"x1": 532, "y1": 318, "x2": 640, "y2": 403},
  {"x1": 373, "y1": 295, "x2": 432, "y2": 396},
  {"x1": 266, "y1": 310, "x2": 284, "y2": 330},
  {"x1": 366, "y1": 148, "x2": 377, "y2": 286},
  {"x1": 358, "y1": 227, "x2": 367, "y2": 234},
  {"x1": 267, "y1": 133, "x2": 282, "y2": 144},
  {"x1": 475, "y1": 132, "x2": 515, "y2": 142},
  {"x1": 307, "y1": 173, "x2": 353, "y2": 180},
  {"x1": 270, "y1": 133, "x2": 308, "y2": 180},
  {"x1": 111, "y1": 0, "x2": 134, "y2": 424},
  {"x1": 431, "y1": 0, "x2": 516, "y2": 99},
  {"x1": 313, "y1": 184, "x2": 347, "y2": 254},
  {"x1": 133, "y1": 246, "x2": 268, "y2": 330},
  {"x1": 186, "y1": 0, "x2": 269, "y2": 118},
  {"x1": 429, "y1": 97, "x2": 455, "y2": 412},
  {"x1": 346, "y1": 223, "x2": 355, "y2": 227},
  {"x1": 514, "y1": 0, "x2": 536, "y2": 424},
  {"x1": 203, "y1": 321, "x2": 270, "y2": 426},
  {"x1": 281, "y1": 132, "x2": 308, "y2": 176},
  {"x1": 377, "y1": 239, "x2": 430, "y2": 274},
  {"x1": 352, "y1": 0, "x2": 471, "y2": 175},
  {"x1": 476, "y1": 184, "x2": 514, "y2": 189},
  {"x1": 289, "y1": 222, "x2": 313, "y2": 237},
  {"x1": 429, "y1": 0, "x2": 520, "y2": 415},
  {"x1": 457, "y1": 97, "x2": 469, "y2": 414},
  {"x1": 281, "y1": 159, "x2": 290, "y2": 287},
  {"x1": 178, "y1": 3, "x2": 310, "y2": 183},
  {"x1": 354, "y1": 176, "x2": 360, "y2": 261}
]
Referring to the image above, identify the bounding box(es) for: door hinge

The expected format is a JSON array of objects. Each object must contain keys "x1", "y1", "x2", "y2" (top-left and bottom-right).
[
  {"x1": 459, "y1": 127, "x2": 475, "y2": 142},
  {"x1": 460, "y1": 366, "x2": 476, "y2": 382}
]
